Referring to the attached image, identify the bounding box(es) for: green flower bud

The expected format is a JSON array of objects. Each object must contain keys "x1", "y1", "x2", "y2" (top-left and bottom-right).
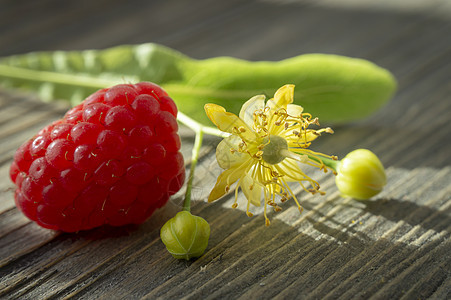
[
  {"x1": 335, "y1": 149, "x2": 386, "y2": 200},
  {"x1": 160, "y1": 211, "x2": 210, "y2": 260}
]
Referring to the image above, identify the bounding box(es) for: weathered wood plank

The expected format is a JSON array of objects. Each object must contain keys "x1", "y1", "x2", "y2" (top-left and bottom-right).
[{"x1": 46, "y1": 202, "x2": 245, "y2": 299}]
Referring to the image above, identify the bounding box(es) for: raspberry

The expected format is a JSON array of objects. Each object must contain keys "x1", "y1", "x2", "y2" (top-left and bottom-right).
[{"x1": 10, "y1": 82, "x2": 185, "y2": 232}]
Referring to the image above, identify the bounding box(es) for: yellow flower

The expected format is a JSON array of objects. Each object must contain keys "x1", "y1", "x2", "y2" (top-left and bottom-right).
[
  {"x1": 204, "y1": 84, "x2": 336, "y2": 225},
  {"x1": 335, "y1": 149, "x2": 386, "y2": 200}
]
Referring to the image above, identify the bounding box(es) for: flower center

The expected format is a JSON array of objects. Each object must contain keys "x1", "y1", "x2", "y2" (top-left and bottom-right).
[{"x1": 261, "y1": 135, "x2": 288, "y2": 165}]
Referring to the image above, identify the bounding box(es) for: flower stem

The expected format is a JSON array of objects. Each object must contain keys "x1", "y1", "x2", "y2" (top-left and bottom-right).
[
  {"x1": 177, "y1": 111, "x2": 225, "y2": 138},
  {"x1": 311, "y1": 155, "x2": 340, "y2": 171},
  {"x1": 177, "y1": 111, "x2": 227, "y2": 212},
  {"x1": 183, "y1": 129, "x2": 204, "y2": 212},
  {"x1": 291, "y1": 149, "x2": 340, "y2": 172}
]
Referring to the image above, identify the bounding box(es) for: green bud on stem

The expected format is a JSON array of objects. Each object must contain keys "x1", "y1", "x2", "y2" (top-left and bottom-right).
[
  {"x1": 160, "y1": 211, "x2": 210, "y2": 260},
  {"x1": 335, "y1": 149, "x2": 386, "y2": 200}
]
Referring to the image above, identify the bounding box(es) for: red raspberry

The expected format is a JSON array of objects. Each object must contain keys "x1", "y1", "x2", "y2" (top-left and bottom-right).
[{"x1": 10, "y1": 82, "x2": 185, "y2": 232}]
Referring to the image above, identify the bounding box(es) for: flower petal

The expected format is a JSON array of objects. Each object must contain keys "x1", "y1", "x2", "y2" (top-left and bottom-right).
[
  {"x1": 239, "y1": 95, "x2": 266, "y2": 127},
  {"x1": 241, "y1": 173, "x2": 262, "y2": 207},
  {"x1": 216, "y1": 135, "x2": 248, "y2": 169},
  {"x1": 204, "y1": 104, "x2": 257, "y2": 141},
  {"x1": 273, "y1": 84, "x2": 295, "y2": 108},
  {"x1": 286, "y1": 103, "x2": 303, "y2": 117},
  {"x1": 208, "y1": 163, "x2": 249, "y2": 202},
  {"x1": 266, "y1": 99, "x2": 277, "y2": 110}
]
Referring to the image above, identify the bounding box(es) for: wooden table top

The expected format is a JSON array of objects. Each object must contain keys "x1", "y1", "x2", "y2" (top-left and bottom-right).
[{"x1": 1, "y1": 0, "x2": 450, "y2": 299}]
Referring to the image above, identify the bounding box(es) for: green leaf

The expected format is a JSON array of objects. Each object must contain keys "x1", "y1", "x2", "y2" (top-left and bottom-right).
[
  {"x1": 0, "y1": 43, "x2": 396, "y2": 125},
  {"x1": 0, "y1": 44, "x2": 187, "y2": 105},
  {"x1": 170, "y1": 54, "x2": 397, "y2": 124}
]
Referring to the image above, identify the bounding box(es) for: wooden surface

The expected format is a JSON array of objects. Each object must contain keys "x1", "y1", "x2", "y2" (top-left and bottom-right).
[{"x1": 1, "y1": 0, "x2": 451, "y2": 299}]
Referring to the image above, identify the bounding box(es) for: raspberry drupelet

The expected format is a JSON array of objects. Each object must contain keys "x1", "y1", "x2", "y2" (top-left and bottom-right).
[{"x1": 10, "y1": 82, "x2": 185, "y2": 232}]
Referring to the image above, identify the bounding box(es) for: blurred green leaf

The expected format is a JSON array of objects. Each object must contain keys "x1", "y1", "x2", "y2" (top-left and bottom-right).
[{"x1": 0, "y1": 43, "x2": 396, "y2": 125}]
